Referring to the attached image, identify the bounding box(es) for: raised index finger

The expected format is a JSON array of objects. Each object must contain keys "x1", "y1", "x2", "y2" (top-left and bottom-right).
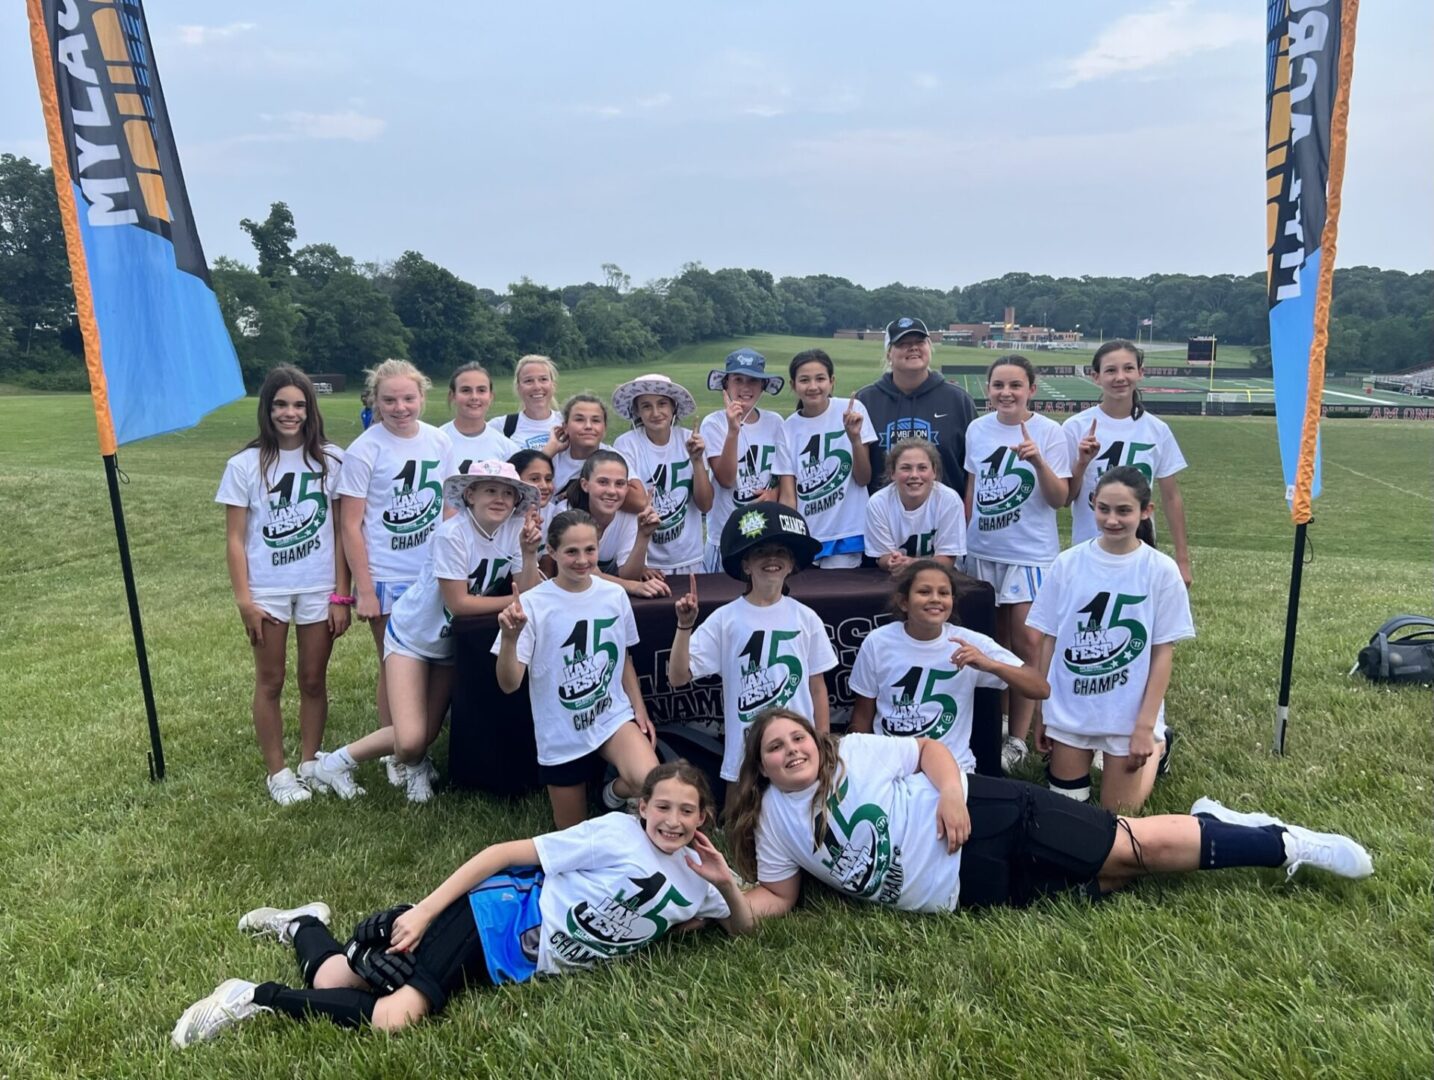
[
  {"x1": 688, "y1": 572, "x2": 698, "y2": 599},
  {"x1": 1020, "y1": 420, "x2": 1031, "y2": 440},
  {"x1": 1088, "y1": 417, "x2": 1098, "y2": 436}
]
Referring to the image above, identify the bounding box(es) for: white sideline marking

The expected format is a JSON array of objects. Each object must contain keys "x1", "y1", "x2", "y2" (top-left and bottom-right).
[{"x1": 1326, "y1": 460, "x2": 1434, "y2": 501}]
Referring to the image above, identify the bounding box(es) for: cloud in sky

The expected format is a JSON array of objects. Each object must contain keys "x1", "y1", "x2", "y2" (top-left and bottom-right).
[
  {"x1": 1057, "y1": 1, "x2": 1259, "y2": 88},
  {"x1": 177, "y1": 22, "x2": 255, "y2": 47},
  {"x1": 248, "y1": 110, "x2": 386, "y2": 141}
]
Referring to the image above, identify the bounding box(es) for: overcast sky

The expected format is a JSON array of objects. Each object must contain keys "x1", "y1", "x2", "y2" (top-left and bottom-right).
[{"x1": 1, "y1": 1, "x2": 1428, "y2": 292}]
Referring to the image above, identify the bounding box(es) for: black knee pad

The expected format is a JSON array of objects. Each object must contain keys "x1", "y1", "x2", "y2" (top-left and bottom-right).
[{"x1": 345, "y1": 941, "x2": 416, "y2": 995}]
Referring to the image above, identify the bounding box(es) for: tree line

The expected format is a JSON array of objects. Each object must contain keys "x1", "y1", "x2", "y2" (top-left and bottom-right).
[{"x1": 1, "y1": 155, "x2": 1428, "y2": 390}]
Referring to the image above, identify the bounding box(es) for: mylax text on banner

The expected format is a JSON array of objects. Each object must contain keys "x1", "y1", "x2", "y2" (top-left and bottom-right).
[
  {"x1": 28, "y1": 0, "x2": 243, "y2": 450},
  {"x1": 1264, "y1": 0, "x2": 1357, "y2": 522}
]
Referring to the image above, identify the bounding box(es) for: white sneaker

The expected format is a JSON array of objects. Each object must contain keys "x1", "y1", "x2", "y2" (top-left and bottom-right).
[
  {"x1": 171, "y1": 978, "x2": 267, "y2": 1048},
  {"x1": 601, "y1": 779, "x2": 639, "y2": 813},
  {"x1": 238, "y1": 902, "x2": 332, "y2": 943},
  {"x1": 296, "y1": 759, "x2": 328, "y2": 794},
  {"x1": 1190, "y1": 796, "x2": 1282, "y2": 828},
  {"x1": 1281, "y1": 823, "x2": 1374, "y2": 880},
  {"x1": 1000, "y1": 734, "x2": 1029, "y2": 775},
  {"x1": 309, "y1": 751, "x2": 365, "y2": 800},
  {"x1": 404, "y1": 758, "x2": 437, "y2": 804},
  {"x1": 265, "y1": 767, "x2": 311, "y2": 807},
  {"x1": 382, "y1": 754, "x2": 408, "y2": 788},
  {"x1": 1191, "y1": 797, "x2": 1373, "y2": 880}
]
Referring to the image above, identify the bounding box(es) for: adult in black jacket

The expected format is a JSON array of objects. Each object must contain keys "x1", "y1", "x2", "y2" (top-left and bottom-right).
[{"x1": 856, "y1": 316, "x2": 978, "y2": 496}]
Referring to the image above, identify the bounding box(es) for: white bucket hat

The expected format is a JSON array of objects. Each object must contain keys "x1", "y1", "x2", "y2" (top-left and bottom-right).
[
  {"x1": 442, "y1": 460, "x2": 539, "y2": 515},
  {"x1": 610, "y1": 373, "x2": 697, "y2": 423}
]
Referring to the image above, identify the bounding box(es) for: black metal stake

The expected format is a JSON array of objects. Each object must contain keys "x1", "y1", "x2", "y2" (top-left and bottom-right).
[
  {"x1": 1273, "y1": 521, "x2": 1308, "y2": 756},
  {"x1": 103, "y1": 453, "x2": 165, "y2": 780}
]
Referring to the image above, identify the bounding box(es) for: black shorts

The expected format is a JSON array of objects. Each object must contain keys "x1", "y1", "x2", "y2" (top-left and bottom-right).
[
  {"x1": 537, "y1": 719, "x2": 638, "y2": 788},
  {"x1": 404, "y1": 896, "x2": 492, "y2": 1013},
  {"x1": 956, "y1": 773, "x2": 1118, "y2": 909}
]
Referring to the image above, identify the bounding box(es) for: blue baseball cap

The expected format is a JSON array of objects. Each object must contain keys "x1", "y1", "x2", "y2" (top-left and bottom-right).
[{"x1": 707, "y1": 348, "x2": 785, "y2": 395}]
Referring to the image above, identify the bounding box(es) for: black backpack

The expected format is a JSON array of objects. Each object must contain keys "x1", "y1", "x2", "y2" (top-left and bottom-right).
[{"x1": 1352, "y1": 616, "x2": 1434, "y2": 684}]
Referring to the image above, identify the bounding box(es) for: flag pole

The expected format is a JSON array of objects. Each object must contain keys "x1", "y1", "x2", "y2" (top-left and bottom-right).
[{"x1": 28, "y1": 0, "x2": 166, "y2": 779}]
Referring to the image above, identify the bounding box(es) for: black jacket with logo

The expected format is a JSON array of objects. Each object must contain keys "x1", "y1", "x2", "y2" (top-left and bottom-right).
[{"x1": 856, "y1": 371, "x2": 978, "y2": 497}]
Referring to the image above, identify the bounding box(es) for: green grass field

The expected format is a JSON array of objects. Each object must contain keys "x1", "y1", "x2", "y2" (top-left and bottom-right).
[{"x1": 1, "y1": 349, "x2": 1431, "y2": 1077}]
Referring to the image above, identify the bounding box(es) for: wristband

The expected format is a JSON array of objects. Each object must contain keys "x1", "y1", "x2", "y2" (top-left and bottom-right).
[
  {"x1": 676, "y1": 623, "x2": 695, "y2": 633},
  {"x1": 328, "y1": 593, "x2": 356, "y2": 606}
]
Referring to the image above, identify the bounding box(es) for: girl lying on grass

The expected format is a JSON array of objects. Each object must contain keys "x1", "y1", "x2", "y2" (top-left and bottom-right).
[
  {"x1": 725, "y1": 709, "x2": 1372, "y2": 919},
  {"x1": 172, "y1": 761, "x2": 753, "y2": 1045}
]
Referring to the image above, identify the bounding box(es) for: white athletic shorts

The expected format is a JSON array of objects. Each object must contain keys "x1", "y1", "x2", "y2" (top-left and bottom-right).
[
  {"x1": 814, "y1": 552, "x2": 862, "y2": 570},
  {"x1": 651, "y1": 561, "x2": 704, "y2": 577},
  {"x1": 1045, "y1": 723, "x2": 1167, "y2": 758},
  {"x1": 253, "y1": 590, "x2": 331, "y2": 626},
  {"x1": 373, "y1": 579, "x2": 414, "y2": 616},
  {"x1": 702, "y1": 544, "x2": 723, "y2": 574},
  {"x1": 966, "y1": 557, "x2": 1045, "y2": 607},
  {"x1": 382, "y1": 621, "x2": 455, "y2": 666}
]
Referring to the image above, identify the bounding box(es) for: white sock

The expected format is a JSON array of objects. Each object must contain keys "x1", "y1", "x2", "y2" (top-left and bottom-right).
[{"x1": 325, "y1": 747, "x2": 357, "y2": 771}]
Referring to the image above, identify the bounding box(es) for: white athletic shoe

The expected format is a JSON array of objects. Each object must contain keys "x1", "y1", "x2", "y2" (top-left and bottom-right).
[
  {"x1": 1000, "y1": 735, "x2": 1029, "y2": 775},
  {"x1": 382, "y1": 754, "x2": 408, "y2": 788},
  {"x1": 309, "y1": 752, "x2": 365, "y2": 800},
  {"x1": 601, "y1": 779, "x2": 639, "y2": 813},
  {"x1": 171, "y1": 978, "x2": 267, "y2": 1049},
  {"x1": 404, "y1": 758, "x2": 436, "y2": 804},
  {"x1": 265, "y1": 767, "x2": 311, "y2": 807},
  {"x1": 296, "y1": 759, "x2": 328, "y2": 794},
  {"x1": 238, "y1": 902, "x2": 332, "y2": 943},
  {"x1": 1191, "y1": 797, "x2": 1373, "y2": 880}
]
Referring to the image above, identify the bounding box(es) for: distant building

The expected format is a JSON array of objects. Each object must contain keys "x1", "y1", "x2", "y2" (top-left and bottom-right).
[{"x1": 944, "y1": 306, "x2": 1083, "y2": 349}]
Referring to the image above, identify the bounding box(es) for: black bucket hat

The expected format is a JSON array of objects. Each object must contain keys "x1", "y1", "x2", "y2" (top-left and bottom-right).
[{"x1": 718, "y1": 502, "x2": 822, "y2": 581}]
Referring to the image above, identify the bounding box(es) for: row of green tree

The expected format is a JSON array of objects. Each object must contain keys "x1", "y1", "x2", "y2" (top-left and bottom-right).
[{"x1": 1, "y1": 154, "x2": 1428, "y2": 389}]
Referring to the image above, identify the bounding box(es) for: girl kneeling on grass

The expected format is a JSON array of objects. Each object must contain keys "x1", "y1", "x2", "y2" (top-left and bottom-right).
[
  {"x1": 725, "y1": 710, "x2": 1372, "y2": 922},
  {"x1": 493, "y1": 509, "x2": 661, "y2": 827},
  {"x1": 216, "y1": 366, "x2": 350, "y2": 806},
  {"x1": 310, "y1": 462, "x2": 543, "y2": 803},
  {"x1": 1027, "y1": 466, "x2": 1194, "y2": 812},
  {"x1": 668, "y1": 502, "x2": 838, "y2": 792},
  {"x1": 864, "y1": 438, "x2": 967, "y2": 574},
  {"x1": 962, "y1": 354, "x2": 1071, "y2": 774},
  {"x1": 848, "y1": 560, "x2": 1048, "y2": 773},
  {"x1": 171, "y1": 761, "x2": 753, "y2": 1045}
]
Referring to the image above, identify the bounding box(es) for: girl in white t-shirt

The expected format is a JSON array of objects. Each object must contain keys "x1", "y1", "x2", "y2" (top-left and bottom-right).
[
  {"x1": 668, "y1": 500, "x2": 838, "y2": 787},
  {"x1": 509, "y1": 448, "x2": 557, "y2": 549},
  {"x1": 440, "y1": 362, "x2": 519, "y2": 472},
  {"x1": 491, "y1": 354, "x2": 561, "y2": 451},
  {"x1": 1028, "y1": 467, "x2": 1196, "y2": 812},
  {"x1": 864, "y1": 438, "x2": 967, "y2": 573},
  {"x1": 171, "y1": 762, "x2": 754, "y2": 1045},
  {"x1": 1065, "y1": 339, "x2": 1192, "y2": 586},
  {"x1": 216, "y1": 366, "x2": 349, "y2": 807},
  {"x1": 552, "y1": 450, "x2": 668, "y2": 598},
  {"x1": 336, "y1": 360, "x2": 453, "y2": 761},
  {"x1": 310, "y1": 462, "x2": 543, "y2": 803},
  {"x1": 962, "y1": 355, "x2": 1071, "y2": 774},
  {"x1": 849, "y1": 560, "x2": 1048, "y2": 773},
  {"x1": 494, "y1": 509, "x2": 661, "y2": 828},
  {"x1": 781, "y1": 349, "x2": 877, "y2": 569},
  {"x1": 611, "y1": 372, "x2": 713, "y2": 575},
  {"x1": 722, "y1": 710, "x2": 1371, "y2": 924}
]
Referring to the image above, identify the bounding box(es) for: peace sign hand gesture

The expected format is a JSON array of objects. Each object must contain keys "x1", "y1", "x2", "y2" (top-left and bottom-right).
[
  {"x1": 842, "y1": 394, "x2": 864, "y2": 440},
  {"x1": 1075, "y1": 417, "x2": 1100, "y2": 468},
  {"x1": 498, "y1": 585, "x2": 527, "y2": 637}
]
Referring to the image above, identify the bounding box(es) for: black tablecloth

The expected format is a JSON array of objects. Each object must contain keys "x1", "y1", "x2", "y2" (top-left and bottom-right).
[{"x1": 450, "y1": 568, "x2": 999, "y2": 795}]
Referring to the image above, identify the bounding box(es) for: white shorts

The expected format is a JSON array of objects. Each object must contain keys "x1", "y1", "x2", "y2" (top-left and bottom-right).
[
  {"x1": 1045, "y1": 723, "x2": 1166, "y2": 758},
  {"x1": 650, "y1": 561, "x2": 704, "y2": 577},
  {"x1": 703, "y1": 544, "x2": 723, "y2": 574},
  {"x1": 814, "y1": 552, "x2": 862, "y2": 570},
  {"x1": 373, "y1": 579, "x2": 414, "y2": 616},
  {"x1": 252, "y1": 590, "x2": 331, "y2": 626},
  {"x1": 967, "y1": 557, "x2": 1045, "y2": 606},
  {"x1": 382, "y1": 621, "x2": 454, "y2": 666}
]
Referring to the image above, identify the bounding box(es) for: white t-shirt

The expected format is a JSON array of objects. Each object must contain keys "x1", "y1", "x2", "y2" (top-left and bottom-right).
[
  {"x1": 440, "y1": 420, "x2": 521, "y2": 473},
  {"x1": 215, "y1": 444, "x2": 344, "y2": 595},
  {"x1": 493, "y1": 410, "x2": 559, "y2": 451},
  {"x1": 700, "y1": 409, "x2": 792, "y2": 547},
  {"x1": 863, "y1": 483, "x2": 967, "y2": 560},
  {"x1": 388, "y1": 513, "x2": 524, "y2": 660},
  {"x1": 614, "y1": 427, "x2": 706, "y2": 569},
  {"x1": 532, "y1": 812, "x2": 730, "y2": 975},
  {"x1": 550, "y1": 499, "x2": 638, "y2": 573},
  {"x1": 337, "y1": 422, "x2": 454, "y2": 582},
  {"x1": 848, "y1": 622, "x2": 1016, "y2": 773},
  {"x1": 1026, "y1": 539, "x2": 1195, "y2": 740},
  {"x1": 490, "y1": 576, "x2": 640, "y2": 765},
  {"x1": 963, "y1": 412, "x2": 1071, "y2": 567},
  {"x1": 687, "y1": 596, "x2": 840, "y2": 781},
  {"x1": 1063, "y1": 406, "x2": 1188, "y2": 544},
  {"x1": 755, "y1": 734, "x2": 964, "y2": 913},
  {"x1": 782, "y1": 400, "x2": 877, "y2": 543},
  {"x1": 552, "y1": 443, "x2": 617, "y2": 492}
]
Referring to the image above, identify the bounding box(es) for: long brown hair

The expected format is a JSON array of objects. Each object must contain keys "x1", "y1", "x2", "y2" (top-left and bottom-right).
[
  {"x1": 723, "y1": 708, "x2": 845, "y2": 882},
  {"x1": 1092, "y1": 339, "x2": 1146, "y2": 420},
  {"x1": 244, "y1": 365, "x2": 336, "y2": 486}
]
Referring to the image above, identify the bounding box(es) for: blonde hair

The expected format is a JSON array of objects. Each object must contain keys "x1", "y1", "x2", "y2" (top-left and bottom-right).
[
  {"x1": 513, "y1": 355, "x2": 559, "y2": 414},
  {"x1": 364, "y1": 358, "x2": 432, "y2": 398}
]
